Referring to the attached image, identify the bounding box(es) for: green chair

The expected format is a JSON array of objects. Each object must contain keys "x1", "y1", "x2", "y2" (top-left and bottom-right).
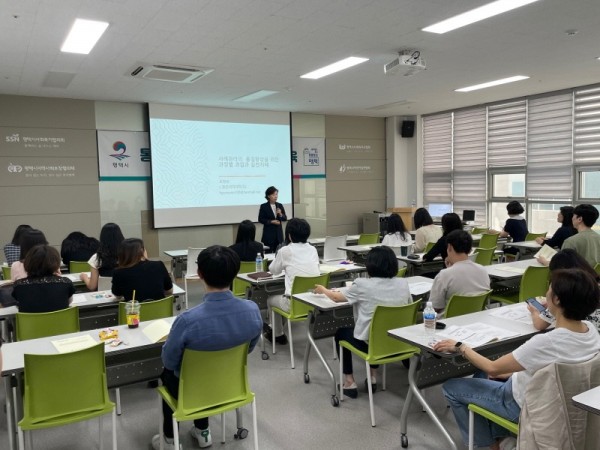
[
  {"x1": 232, "y1": 261, "x2": 257, "y2": 298},
  {"x1": 490, "y1": 266, "x2": 550, "y2": 305},
  {"x1": 339, "y1": 301, "x2": 421, "y2": 427},
  {"x1": 69, "y1": 260, "x2": 91, "y2": 273},
  {"x1": 157, "y1": 344, "x2": 258, "y2": 450},
  {"x1": 18, "y1": 343, "x2": 116, "y2": 450},
  {"x1": 525, "y1": 232, "x2": 547, "y2": 241},
  {"x1": 478, "y1": 233, "x2": 499, "y2": 250},
  {"x1": 474, "y1": 247, "x2": 495, "y2": 266},
  {"x1": 16, "y1": 307, "x2": 80, "y2": 341},
  {"x1": 271, "y1": 274, "x2": 330, "y2": 369},
  {"x1": 2, "y1": 265, "x2": 11, "y2": 280},
  {"x1": 358, "y1": 233, "x2": 380, "y2": 245},
  {"x1": 424, "y1": 241, "x2": 436, "y2": 253},
  {"x1": 594, "y1": 263, "x2": 600, "y2": 276},
  {"x1": 445, "y1": 290, "x2": 493, "y2": 318},
  {"x1": 117, "y1": 296, "x2": 174, "y2": 325},
  {"x1": 397, "y1": 267, "x2": 407, "y2": 278},
  {"x1": 472, "y1": 227, "x2": 490, "y2": 235},
  {"x1": 468, "y1": 404, "x2": 518, "y2": 450}
]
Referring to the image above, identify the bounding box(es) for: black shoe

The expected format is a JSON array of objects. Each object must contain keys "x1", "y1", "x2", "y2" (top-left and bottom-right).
[
  {"x1": 262, "y1": 322, "x2": 271, "y2": 334},
  {"x1": 338, "y1": 383, "x2": 358, "y2": 399},
  {"x1": 263, "y1": 329, "x2": 273, "y2": 343},
  {"x1": 147, "y1": 380, "x2": 159, "y2": 388},
  {"x1": 364, "y1": 378, "x2": 377, "y2": 393},
  {"x1": 275, "y1": 334, "x2": 288, "y2": 345}
]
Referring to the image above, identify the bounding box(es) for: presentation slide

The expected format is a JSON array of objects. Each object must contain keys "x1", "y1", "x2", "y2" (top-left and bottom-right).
[{"x1": 149, "y1": 104, "x2": 292, "y2": 228}]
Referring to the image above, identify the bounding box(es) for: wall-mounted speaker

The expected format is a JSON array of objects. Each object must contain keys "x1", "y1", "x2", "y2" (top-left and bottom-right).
[{"x1": 400, "y1": 120, "x2": 415, "y2": 138}]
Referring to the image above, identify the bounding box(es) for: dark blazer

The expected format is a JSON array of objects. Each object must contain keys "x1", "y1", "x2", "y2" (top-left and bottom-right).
[{"x1": 258, "y1": 202, "x2": 287, "y2": 251}]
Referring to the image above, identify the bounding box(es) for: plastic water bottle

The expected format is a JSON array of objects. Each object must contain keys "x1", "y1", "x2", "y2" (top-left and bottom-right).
[
  {"x1": 423, "y1": 301, "x2": 436, "y2": 336},
  {"x1": 255, "y1": 253, "x2": 263, "y2": 272}
]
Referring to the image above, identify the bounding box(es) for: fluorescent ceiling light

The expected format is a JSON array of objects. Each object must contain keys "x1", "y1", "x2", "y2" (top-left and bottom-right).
[
  {"x1": 234, "y1": 90, "x2": 279, "y2": 102},
  {"x1": 455, "y1": 75, "x2": 529, "y2": 92},
  {"x1": 422, "y1": 0, "x2": 541, "y2": 34},
  {"x1": 301, "y1": 57, "x2": 368, "y2": 79},
  {"x1": 61, "y1": 19, "x2": 109, "y2": 54}
]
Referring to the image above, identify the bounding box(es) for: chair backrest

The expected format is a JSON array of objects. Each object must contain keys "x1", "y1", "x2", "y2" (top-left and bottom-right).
[
  {"x1": 519, "y1": 266, "x2": 550, "y2": 301},
  {"x1": 525, "y1": 232, "x2": 547, "y2": 241},
  {"x1": 290, "y1": 274, "x2": 330, "y2": 317},
  {"x1": 97, "y1": 276, "x2": 112, "y2": 292},
  {"x1": 358, "y1": 233, "x2": 380, "y2": 245},
  {"x1": 367, "y1": 300, "x2": 421, "y2": 359},
  {"x1": 232, "y1": 261, "x2": 256, "y2": 298},
  {"x1": 186, "y1": 247, "x2": 204, "y2": 277},
  {"x1": 468, "y1": 252, "x2": 478, "y2": 262},
  {"x1": 176, "y1": 344, "x2": 251, "y2": 417},
  {"x1": 478, "y1": 233, "x2": 499, "y2": 249},
  {"x1": 397, "y1": 267, "x2": 407, "y2": 278},
  {"x1": 21, "y1": 343, "x2": 111, "y2": 427},
  {"x1": 472, "y1": 226, "x2": 490, "y2": 235},
  {"x1": 2, "y1": 265, "x2": 11, "y2": 280},
  {"x1": 16, "y1": 307, "x2": 80, "y2": 341},
  {"x1": 323, "y1": 235, "x2": 348, "y2": 261},
  {"x1": 474, "y1": 247, "x2": 495, "y2": 266},
  {"x1": 118, "y1": 296, "x2": 173, "y2": 325},
  {"x1": 69, "y1": 260, "x2": 91, "y2": 273},
  {"x1": 445, "y1": 290, "x2": 493, "y2": 318},
  {"x1": 594, "y1": 263, "x2": 600, "y2": 276},
  {"x1": 424, "y1": 241, "x2": 436, "y2": 253}
]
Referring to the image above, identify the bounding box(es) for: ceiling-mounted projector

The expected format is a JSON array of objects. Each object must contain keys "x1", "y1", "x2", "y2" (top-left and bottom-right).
[{"x1": 384, "y1": 50, "x2": 426, "y2": 76}]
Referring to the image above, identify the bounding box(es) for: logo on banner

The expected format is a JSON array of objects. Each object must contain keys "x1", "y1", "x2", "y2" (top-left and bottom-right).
[
  {"x1": 339, "y1": 164, "x2": 371, "y2": 174},
  {"x1": 111, "y1": 141, "x2": 131, "y2": 161},
  {"x1": 8, "y1": 163, "x2": 23, "y2": 173},
  {"x1": 303, "y1": 148, "x2": 319, "y2": 166}
]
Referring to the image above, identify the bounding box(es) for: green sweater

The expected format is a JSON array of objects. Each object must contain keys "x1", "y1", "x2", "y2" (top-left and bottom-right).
[{"x1": 562, "y1": 229, "x2": 600, "y2": 267}]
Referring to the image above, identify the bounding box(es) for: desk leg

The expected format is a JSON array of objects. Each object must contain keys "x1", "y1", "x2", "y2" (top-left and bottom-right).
[
  {"x1": 303, "y1": 311, "x2": 339, "y2": 407},
  {"x1": 399, "y1": 354, "x2": 457, "y2": 450},
  {"x1": 5, "y1": 375, "x2": 16, "y2": 450}
]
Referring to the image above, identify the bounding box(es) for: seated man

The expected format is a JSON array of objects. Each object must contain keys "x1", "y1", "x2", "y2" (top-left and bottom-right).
[
  {"x1": 429, "y1": 230, "x2": 490, "y2": 314},
  {"x1": 562, "y1": 204, "x2": 600, "y2": 267},
  {"x1": 152, "y1": 245, "x2": 263, "y2": 450},
  {"x1": 264, "y1": 218, "x2": 320, "y2": 343}
]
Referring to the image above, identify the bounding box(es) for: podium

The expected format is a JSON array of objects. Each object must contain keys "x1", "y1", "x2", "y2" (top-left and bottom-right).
[{"x1": 386, "y1": 207, "x2": 417, "y2": 231}]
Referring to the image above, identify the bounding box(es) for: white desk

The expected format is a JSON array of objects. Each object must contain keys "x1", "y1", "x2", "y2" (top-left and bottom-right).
[
  {"x1": 309, "y1": 234, "x2": 360, "y2": 246},
  {"x1": 503, "y1": 240, "x2": 541, "y2": 259},
  {"x1": 2, "y1": 317, "x2": 175, "y2": 450},
  {"x1": 485, "y1": 259, "x2": 543, "y2": 280},
  {"x1": 572, "y1": 385, "x2": 600, "y2": 415},
  {"x1": 388, "y1": 304, "x2": 538, "y2": 449},
  {"x1": 397, "y1": 253, "x2": 445, "y2": 276},
  {"x1": 293, "y1": 276, "x2": 434, "y2": 406}
]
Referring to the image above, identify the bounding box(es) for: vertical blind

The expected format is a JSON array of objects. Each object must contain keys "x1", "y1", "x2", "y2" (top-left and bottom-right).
[
  {"x1": 574, "y1": 86, "x2": 600, "y2": 164},
  {"x1": 422, "y1": 113, "x2": 452, "y2": 204}
]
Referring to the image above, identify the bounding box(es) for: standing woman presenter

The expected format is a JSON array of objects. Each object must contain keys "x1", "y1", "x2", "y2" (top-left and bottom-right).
[{"x1": 258, "y1": 186, "x2": 287, "y2": 252}]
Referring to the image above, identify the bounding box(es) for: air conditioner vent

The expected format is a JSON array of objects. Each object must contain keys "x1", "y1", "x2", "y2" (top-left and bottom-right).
[{"x1": 128, "y1": 63, "x2": 214, "y2": 83}]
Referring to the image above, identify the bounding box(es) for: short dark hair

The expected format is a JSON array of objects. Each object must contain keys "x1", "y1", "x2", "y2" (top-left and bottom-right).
[
  {"x1": 573, "y1": 204, "x2": 599, "y2": 227},
  {"x1": 235, "y1": 220, "x2": 256, "y2": 243},
  {"x1": 265, "y1": 186, "x2": 278, "y2": 200},
  {"x1": 414, "y1": 208, "x2": 433, "y2": 229},
  {"x1": 196, "y1": 245, "x2": 241, "y2": 289},
  {"x1": 24, "y1": 244, "x2": 61, "y2": 278},
  {"x1": 559, "y1": 206, "x2": 575, "y2": 228},
  {"x1": 441, "y1": 213, "x2": 462, "y2": 235},
  {"x1": 11, "y1": 224, "x2": 32, "y2": 245},
  {"x1": 387, "y1": 213, "x2": 408, "y2": 236},
  {"x1": 20, "y1": 229, "x2": 48, "y2": 261},
  {"x1": 506, "y1": 201, "x2": 524, "y2": 215},
  {"x1": 117, "y1": 238, "x2": 145, "y2": 268},
  {"x1": 550, "y1": 268, "x2": 600, "y2": 320},
  {"x1": 446, "y1": 230, "x2": 472, "y2": 255},
  {"x1": 286, "y1": 218, "x2": 311, "y2": 243},
  {"x1": 549, "y1": 248, "x2": 598, "y2": 281},
  {"x1": 365, "y1": 246, "x2": 398, "y2": 278}
]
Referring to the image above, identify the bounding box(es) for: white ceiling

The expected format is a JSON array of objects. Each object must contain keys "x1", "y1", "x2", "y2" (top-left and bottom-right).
[{"x1": 1, "y1": 0, "x2": 600, "y2": 117}]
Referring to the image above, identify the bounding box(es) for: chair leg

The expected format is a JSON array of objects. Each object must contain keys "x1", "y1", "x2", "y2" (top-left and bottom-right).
[
  {"x1": 115, "y1": 388, "x2": 122, "y2": 415},
  {"x1": 158, "y1": 396, "x2": 164, "y2": 450},
  {"x1": 252, "y1": 399, "x2": 259, "y2": 450},
  {"x1": 184, "y1": 275, "x2": 189, "y2": 310},
  {"x1": 383, "y1": 364, "x2": 387, "y2": 391},
  {"x1": 468, "y1": 409, "x2": 474, "y2": 450},
  {"x1": 288, "y1": 319, "x2": 294, "y2": 369},
  {"x1": 332, "y1": 337, "x2": 337, "y2": 360},
  {"x1": 111, "y1": 410, "x2": 117, "y2": 450},
  {"x1": 271, "y1": 311, "x2": 276, "y2": 355},
  {"x1": 99, "y1": 415, "x2": 104, "y2": 450},
  {"x1": 221, "y1": 412, "x2": 226, "y2": 444},
  {"x1": 365, "y1": 360, "x2": 376, "y2": 427},
  {"x1": 18, "y1": 427, "x2": 25, "y2": 450},
  {"x1": 172, "y1": 417, "x2": 179, "y2": 450},
  {"x1": 339, "y1": 343, "x2": 344, "y2": 402}
]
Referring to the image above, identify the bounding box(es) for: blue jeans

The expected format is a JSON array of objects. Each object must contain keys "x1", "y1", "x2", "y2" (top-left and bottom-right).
[{"x1": 442, "y1": 372, "x2": 520, "y2": 448}]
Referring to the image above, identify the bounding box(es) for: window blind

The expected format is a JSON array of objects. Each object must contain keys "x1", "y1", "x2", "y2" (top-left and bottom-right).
[
  {"x1": 574, "y1": 85, "x2": 600, "y2": 164},
  {"x1": 423, "y1": 113, "x2": 452, "y2": 203},
  {"x1": 527, "y1": 93, "x2": 573, "y2": 201},
  {"x1": 488, "y1": 100, "x2": 527, "y2": 167}
]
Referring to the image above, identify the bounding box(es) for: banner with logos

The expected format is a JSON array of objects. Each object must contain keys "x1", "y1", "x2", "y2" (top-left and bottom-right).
[
  {"x1": 97, "y1": 131, "x2": 150, "y2": 181},
  {"x1": 292, "y1": 137, "x2": 325, "y2": 179}
]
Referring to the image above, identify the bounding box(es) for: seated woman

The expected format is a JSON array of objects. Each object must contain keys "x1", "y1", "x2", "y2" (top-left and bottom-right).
[
  {"x1": 535, "y1": 206, "x2": 576, "y2": 249},
  {"x1": 434, "y1": 268, "x2": 600, "y2": 450},
  {"x1": 413, "y1": 208, "x2": 442, "y2": 252},
  {"x1": 494, "y1": 201, "x2": 528, "y2": 256},
  {"x1": 314, "y1": 246, "x2": 412, "y2": 398},
  {"x1": 112, "y1": 238, "x2": 173, "y2": 301},
  {"x1": 3, "y1": 224, "x2": 31, "y2": 266},
  {"x1": 229, "y1": 220, "x2": 264, "y2": 261},
  {"x1": 530, "y1": 248, "x2": 600, "y2": 332},
  {"x1": 81, "y1": 222, "x2": 124, "y2": 291},
  {"x1": 13, "y1": 244, "x2": 75, "y2": 313},
  {"x1": 423, "y1": 212, "x2": 462, "y2": 262},
  {"x1": 381, "y1": 213, "x2": 412, "y2": 247},
  {"x1": 60, "y1": 231, "x2": 99, "y2": 268},
  {"x1": 11, "y1": 229, "x2": 48, "y2": 281}
]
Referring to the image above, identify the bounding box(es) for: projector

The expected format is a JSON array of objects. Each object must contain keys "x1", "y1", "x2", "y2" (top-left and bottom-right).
[{"x1": 384, "y1": 51, "x2": 426, "y2": 77}]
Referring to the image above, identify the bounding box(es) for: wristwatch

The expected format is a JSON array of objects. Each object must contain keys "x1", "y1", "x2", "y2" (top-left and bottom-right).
[{"x1": 454, "y1": 341, "x2": 463, "y2": 353}]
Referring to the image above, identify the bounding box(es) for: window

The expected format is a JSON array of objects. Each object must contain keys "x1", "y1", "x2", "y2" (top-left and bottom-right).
[
  {"x1": 577, "y1": 168, "x2": 600, "y2": 200},
  {"x1": 530, "y1": 203, "x2": 561, "y2": 235},
  {"x1": 491, "y1": 172, "x2": 526, "y2": 198}
]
